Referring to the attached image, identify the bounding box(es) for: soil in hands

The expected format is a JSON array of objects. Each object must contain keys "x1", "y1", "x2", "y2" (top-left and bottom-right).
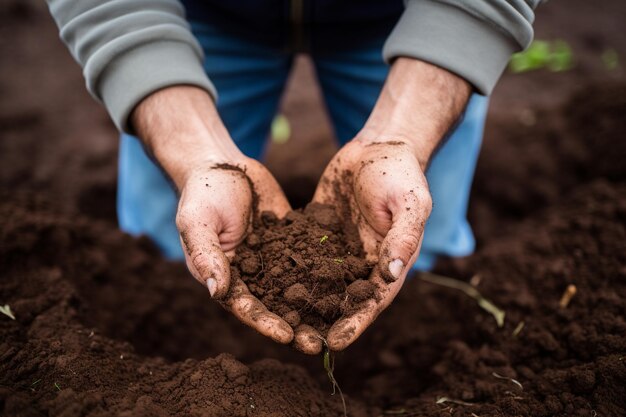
[{"x1": 231, "y1": 203, "x2": 375, "y2": 336}]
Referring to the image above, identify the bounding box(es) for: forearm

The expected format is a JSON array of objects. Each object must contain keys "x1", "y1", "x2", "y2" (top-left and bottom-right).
[
  {"x1": 131, "y1": 86, "x2": 244, "y2": 189},
  {"x1": 357, "y1": 57, "x2": 471, "y2": 170}
]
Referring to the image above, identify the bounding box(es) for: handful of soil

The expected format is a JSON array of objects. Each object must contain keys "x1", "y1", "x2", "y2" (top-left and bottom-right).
[{"x1": 230, "y1": 203, "x2": 376, "y2": 336}]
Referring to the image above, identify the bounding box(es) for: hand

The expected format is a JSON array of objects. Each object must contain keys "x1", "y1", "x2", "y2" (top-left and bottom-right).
[
  {"x1": 131, "y1": 86, "x2": 294, "y2": 345},
  {"x1": 176, "y1": 158, "x2": 297, "y2": 345},
  {"x1": 313, "y1": 58, "x2": 471, "y2": 351},
  {"x1": 313, "y1": 139, "x2": 431, "y2": 351}
]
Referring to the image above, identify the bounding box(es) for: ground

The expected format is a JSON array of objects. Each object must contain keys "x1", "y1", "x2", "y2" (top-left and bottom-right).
[{"x1": 0, "y1": 1, "x2": 625, "y2": 416}]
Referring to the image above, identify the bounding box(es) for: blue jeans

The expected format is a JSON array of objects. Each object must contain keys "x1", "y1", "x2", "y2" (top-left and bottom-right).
[{"x1": 118, "y1": 20, "x2": 488, "y2": 271}]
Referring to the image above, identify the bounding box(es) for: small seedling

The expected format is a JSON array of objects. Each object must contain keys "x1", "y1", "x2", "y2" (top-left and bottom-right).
[
  {"x1": 512, "y1": 321, "x2": 525, "y2": 338},
  {"x1": 492, "y1": 372, "x2": 523, "y2": 390},
  {"x1": 419, "y1": 272, "x2": 506, "y2": 327},
  {"x1": 509, "y1": 39, "x2": 574, "y2": 73},
  {"x1": 320, "y1": 235, "x2": 329, "y2": 244},
  {"x1": 436, "y1": 397, "x2": 475, "y2": 406},
  {"x1": 319, "y1": 337, "x2": 347, "y2": 417},
  {"x1": 54, "y1": 382, "x2": 61, "y2": 391},
  {"x1": 0, "y1": 304, "x2": 15, "y2": 320},
  {"x1": 333, "y1": 258, "x2": 344, "y2": 264},
  {"x1": 30, "y1": 379, "x2": 41, "y2": 392},
  {"x1": 271, "y1": 114, "x2": 291, "y2": 145},
  {"x1": 549, "y1": 40, "x2": 574, "y2": 72}
]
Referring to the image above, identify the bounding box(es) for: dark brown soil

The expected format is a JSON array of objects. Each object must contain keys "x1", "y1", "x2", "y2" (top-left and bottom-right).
[
  {"x1": 1, "y1": 1, "x2": 626, "y2": 416},
  {"x1": 232, "y1": 203, "x2": 374, "y2": 336}
]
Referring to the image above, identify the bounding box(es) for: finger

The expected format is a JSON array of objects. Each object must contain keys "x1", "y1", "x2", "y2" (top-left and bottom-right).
[
  {"x1": 378, "y1": 188, "x2": 432, "y2": 281},
  {"x1": 224, "y1": 278, "x2": 294, "y2": 344},
  {"x1": 292, "y1": 324, "x2": 323, "y2": 355},
  {"x1": 326, "y1": 268, "x2": 406, "y2": 351},
  {"x1": 178, "y1": 224, "x2": 231, "y2": 299}
]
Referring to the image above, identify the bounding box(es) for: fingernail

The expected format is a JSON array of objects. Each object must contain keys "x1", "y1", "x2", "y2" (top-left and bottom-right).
[
  {"x1": 207, "y1": 278, "x2": 217, "y2": 297},
  {"x1": 389, "y1": 259, "x2": 404, "y2": 280}
]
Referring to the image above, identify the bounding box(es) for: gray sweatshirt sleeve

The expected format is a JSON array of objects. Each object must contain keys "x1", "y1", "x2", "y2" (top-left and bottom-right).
[
  {"x1": 383, "y1": 0, "x2": 542, "y2": 95},
  {"x1": 47, "y1": 0, "x2": 216, "y2": 132}
]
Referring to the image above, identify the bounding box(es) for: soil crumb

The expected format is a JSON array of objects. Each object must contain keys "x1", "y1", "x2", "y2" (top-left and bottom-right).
[{"x1": 231, "y1": 202, "x2": 374, "y2": 336}]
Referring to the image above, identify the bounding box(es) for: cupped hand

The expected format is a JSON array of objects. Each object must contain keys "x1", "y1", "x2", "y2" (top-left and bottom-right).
[
  {"x1": 175, "y1": 157, "x2": 296, "y2": 345},
  {"x1": 312, "y1": 139, "x2": 433, "y2": 351}
]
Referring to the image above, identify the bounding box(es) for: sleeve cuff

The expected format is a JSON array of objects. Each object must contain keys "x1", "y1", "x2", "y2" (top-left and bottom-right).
[
  {"x1": 98, "y1": 40, "x2": 217, "y2": 133},
  {"x1": 383, "y1": 1, "x2": 520, "y2": 95}
]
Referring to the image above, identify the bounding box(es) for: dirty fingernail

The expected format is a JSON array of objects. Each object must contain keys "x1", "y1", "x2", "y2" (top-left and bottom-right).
[
  {"x1": 207, "y1": 278, "x2": 217, "y2": 297},
  {"x1": 389, "y1": 259, "x2": 404, "y2": 280}
]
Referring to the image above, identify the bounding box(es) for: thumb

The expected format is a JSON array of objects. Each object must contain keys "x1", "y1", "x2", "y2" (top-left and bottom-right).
[
  {"x1": 178, "y1": 225, "x2": 232, "y2": 299},
  {"x1": 378, "y1": 188, "x2": 432, "y2": 281}
]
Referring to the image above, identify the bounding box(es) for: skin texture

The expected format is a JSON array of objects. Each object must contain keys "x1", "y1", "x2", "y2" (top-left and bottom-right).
[
  {"x1": 132, "y1": 87, "x2": 295, "y2": 346},
  {"x1": 314, "y1": 58, "x2": 472, "y2": 351},
  {"x1": 130, "y1": 57, "x2": 471, "y2": 354}
]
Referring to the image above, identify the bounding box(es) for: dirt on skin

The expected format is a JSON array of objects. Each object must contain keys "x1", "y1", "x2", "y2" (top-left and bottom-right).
[
  {"x1": 2, "y1": 1, "x2": 626, "y2": 416},
  {"x1": 231, "y1": 202, "x2": 374, "y2": 336}
]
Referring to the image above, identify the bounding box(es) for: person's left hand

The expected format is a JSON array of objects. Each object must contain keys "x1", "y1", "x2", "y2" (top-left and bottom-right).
[{"x1": 311, "y1": 138, "x2": 432, "y2": 351}]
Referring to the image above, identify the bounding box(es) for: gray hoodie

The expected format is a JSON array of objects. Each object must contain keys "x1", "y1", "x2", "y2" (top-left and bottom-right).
[{"x1": 46, "y1": 0, "x2": 542, "y2": 132}]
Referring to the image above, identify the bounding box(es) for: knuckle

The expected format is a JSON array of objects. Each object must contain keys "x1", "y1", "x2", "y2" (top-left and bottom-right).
[
  {"x1": 175, "y1": 210, "x2": 191, "y2": 230},
  {"x1": 412, "y1": 188, "x2": 433, "y2": 216},
  {"x1": 396, "y1": 233, "x2": 420, "y2": 256}
]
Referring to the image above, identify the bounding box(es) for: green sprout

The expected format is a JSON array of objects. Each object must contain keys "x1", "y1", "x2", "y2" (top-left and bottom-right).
[
  {"x1": 419, "y1": 272, "x2": 506, "y2": 327},
  {"x1": 54, "y1": 382, "x2": 61, "y2": 391},
  {"x1": 319, "y1": 338, "x2": 347, "y2": 417},
  {"x1": 509, "y1": 39, "x2": 574, "y2": 73},
  {"x1": 548, "y1": 40, "x2": 574, "y2": 71},
  {"x1": 333, "y1": 258, "x2": 344, "y2": 264},
  {"x1": 271, "y1": 114, "x2": 291, "y2": 144},
  {"x1": 30, "y1": 379, "x2": 42, "y2": 392},
  {"x1": 0, "y1": 304, "x2": 15, "y2": 320},
  {"x1": 320, "y1": 235, "x2": 329, "y2": 244}
]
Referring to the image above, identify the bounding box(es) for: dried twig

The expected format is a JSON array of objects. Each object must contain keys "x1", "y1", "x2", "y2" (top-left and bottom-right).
[{"x1": 559, "y1": 284, "x2": 577, "y2": 308}]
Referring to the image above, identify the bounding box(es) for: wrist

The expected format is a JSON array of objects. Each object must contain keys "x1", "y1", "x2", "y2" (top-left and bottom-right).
[
  {"x1": 131, "y1": 86, "x2": 244, "y2": 189},
  {"x1": 357, "y1": 58, "x2": 471, "y2": 170}
]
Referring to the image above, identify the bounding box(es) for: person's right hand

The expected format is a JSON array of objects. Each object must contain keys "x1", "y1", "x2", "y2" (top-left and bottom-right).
[
  {"x1": 131, "y1": 86, "x2": 297, "y2": 346},
  {"x1": 176, "y1": 157, "x2": 297, "y2": 344}
]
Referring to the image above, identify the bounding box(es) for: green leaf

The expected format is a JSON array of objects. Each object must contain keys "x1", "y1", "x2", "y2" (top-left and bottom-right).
[
  {"x1": 271, "y1": 114, "x2": 291, "y2": 144},
  {"x1": 548, "y1": 40, "x2": 574, "y2": 72},
  {"x1": 509, "y1": 39, "x2": 574, "y2": 74},
  {"x1": 0, "y1": 304, "x2": 15, "y2": 320}
]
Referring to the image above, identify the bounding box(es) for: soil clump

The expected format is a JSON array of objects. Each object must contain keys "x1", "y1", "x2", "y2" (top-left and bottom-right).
[{"x1": 232, "y1": 203, "x2": 375, "y2": 336}]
